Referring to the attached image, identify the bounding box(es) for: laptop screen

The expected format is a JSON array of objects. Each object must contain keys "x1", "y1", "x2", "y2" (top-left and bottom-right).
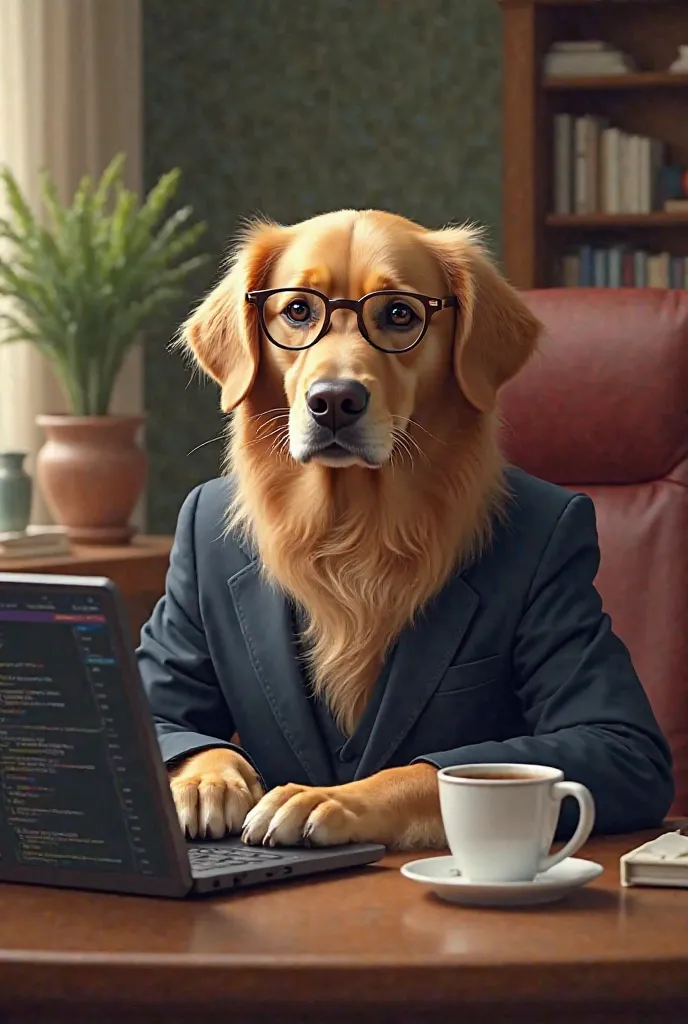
[{"x1": 0, "y1": 580, "x2": 188, "y2": 894}]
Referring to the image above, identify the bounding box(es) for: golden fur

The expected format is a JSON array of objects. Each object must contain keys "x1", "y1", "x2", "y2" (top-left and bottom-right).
[{"x1": 172, "y1": 209, "x2": 541, "y2": 849}]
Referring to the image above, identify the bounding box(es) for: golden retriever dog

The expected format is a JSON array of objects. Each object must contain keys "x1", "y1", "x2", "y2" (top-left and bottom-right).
[{"x1": 171, "y1": 209, "x2": 540, "y2": 849}]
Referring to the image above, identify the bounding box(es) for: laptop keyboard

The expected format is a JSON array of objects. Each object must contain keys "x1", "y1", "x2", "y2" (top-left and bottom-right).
[{"x1": 187, "y1": 844, "x2": 286, "y2": 872}]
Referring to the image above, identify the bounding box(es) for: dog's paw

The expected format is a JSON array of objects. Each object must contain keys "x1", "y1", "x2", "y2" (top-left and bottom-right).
[
  {"x1": 169, "y1": 747, "x2": 264, "y2": 839},
  {"x1": 241, "y1": 783, "x2": 360, "y2": 847}
]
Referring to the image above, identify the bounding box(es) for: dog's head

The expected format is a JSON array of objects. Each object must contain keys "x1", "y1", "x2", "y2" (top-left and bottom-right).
[{"x1": 183, "y1": 210, "x2": 540, "y2": 468}]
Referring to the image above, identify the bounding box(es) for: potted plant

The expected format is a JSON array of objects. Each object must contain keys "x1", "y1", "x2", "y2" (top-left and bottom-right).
[{"x1": 0, "y1": 155, "x2": 207, "y2": 544}]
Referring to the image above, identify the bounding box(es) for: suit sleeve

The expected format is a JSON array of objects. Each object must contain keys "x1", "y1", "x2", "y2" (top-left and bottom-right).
[
  {"x1": 417, "y1": 495, "x2": 674, "y2": 836},
  {"x1": 137, "y1": 485, "x2": 260, "y2": 778}
]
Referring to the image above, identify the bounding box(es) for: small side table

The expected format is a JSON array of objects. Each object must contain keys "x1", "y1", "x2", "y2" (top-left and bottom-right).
[{"x1": 0, "y1": 535, "x2": 172, "y2": 640}]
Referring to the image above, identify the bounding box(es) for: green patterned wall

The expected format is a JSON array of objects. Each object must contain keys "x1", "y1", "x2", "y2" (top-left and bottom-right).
[{"x1": 143, "y1": 0, "x2": 503, "y2": 533}]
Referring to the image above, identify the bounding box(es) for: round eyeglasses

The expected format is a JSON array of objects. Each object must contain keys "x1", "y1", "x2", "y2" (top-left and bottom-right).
[{"x1": 245, "y1": 287, "x2": 458, "y2": 354}]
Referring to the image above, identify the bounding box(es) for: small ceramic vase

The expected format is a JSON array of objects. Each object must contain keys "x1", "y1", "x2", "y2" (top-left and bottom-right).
[
  {"x1": 669, "y1": 46, "x2": 688, "y2": 73},
  {"x1": 0, "y1": 451, "x2": 32, "y2": 534}
]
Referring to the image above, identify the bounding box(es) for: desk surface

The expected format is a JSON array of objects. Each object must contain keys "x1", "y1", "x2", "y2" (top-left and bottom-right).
[{"x1": 0, "y1": 832, "x2": 687, "y2": 1022}]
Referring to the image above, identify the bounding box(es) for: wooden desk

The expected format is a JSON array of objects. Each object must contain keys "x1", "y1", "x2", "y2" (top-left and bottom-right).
[
  {"x1": 0, "y1": 536, "x2": 172, "y2": 638},
  {"x1": 0, "y1": 832, "x2": 686, "y2": 1024}
]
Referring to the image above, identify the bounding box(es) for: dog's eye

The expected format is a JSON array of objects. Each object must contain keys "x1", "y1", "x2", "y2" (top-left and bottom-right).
[
  {"x1": 283, "y1": 299, "x2": 312, "y2": 324},
  {"x1": 384, "y1": 301, "x2": 419, "y2": 330}
]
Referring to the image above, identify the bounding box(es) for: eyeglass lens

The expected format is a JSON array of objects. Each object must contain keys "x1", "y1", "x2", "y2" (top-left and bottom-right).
[{"x1": 261, "y1": 290, "x2": 427, "y2": 351}]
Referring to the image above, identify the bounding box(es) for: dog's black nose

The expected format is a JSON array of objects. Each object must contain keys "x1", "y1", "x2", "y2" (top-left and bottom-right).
[{"x1": 306, "y1": 379, "x2": 370, "y2": 433}]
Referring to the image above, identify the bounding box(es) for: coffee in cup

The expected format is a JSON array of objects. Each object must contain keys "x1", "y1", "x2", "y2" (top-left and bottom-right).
[{"x1": 437, "y1": 763, "x2": 595, "y2": 883}]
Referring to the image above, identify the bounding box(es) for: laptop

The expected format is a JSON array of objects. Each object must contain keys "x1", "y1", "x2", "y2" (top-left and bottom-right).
[{"x1": 0, "y1": 572, "x2": 385, "y2": 897}]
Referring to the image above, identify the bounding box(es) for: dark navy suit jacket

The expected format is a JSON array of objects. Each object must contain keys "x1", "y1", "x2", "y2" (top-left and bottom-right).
[{"x1": 138, "y1": 469, "x2": 674, "y2": 836}]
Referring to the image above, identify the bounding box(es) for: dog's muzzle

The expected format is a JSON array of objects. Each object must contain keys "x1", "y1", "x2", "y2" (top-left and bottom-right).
[{"x1": 296, "y1": 378, "x2": 379, "y2": 465}]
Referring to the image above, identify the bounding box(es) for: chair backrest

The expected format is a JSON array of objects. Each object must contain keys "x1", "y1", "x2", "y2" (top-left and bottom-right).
[{"x1": 499, "y1": 289, "x2": 688, "y2": 814}]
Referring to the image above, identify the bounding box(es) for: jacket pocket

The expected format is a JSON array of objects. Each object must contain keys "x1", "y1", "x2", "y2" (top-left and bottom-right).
[{"x1": 434, "y1": 655, "x2": 504, "y2": 696}]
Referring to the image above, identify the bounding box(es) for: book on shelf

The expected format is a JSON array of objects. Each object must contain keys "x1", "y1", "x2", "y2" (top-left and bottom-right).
[
  {"x1": 574, "y1": 116, "x2": 590, "y2": 214},
  {"x1": 659, "y1": 165, "x2": 688, "y2": 204},
  {"x1": 0, "y1": 525, "x2": 70, "y2": 559},
  {"x1": 665, "y1": 199, "x2": 688, "y2": 214},
  {"x1": 554, "y1": 114, "x2": 573, "y2": 216},
  {"x1": 554, "y1": 115, "x2": 666, "y2": 216},
  {"x1": 560, "y1": 246, "x2": 688, "y2": 289},
  {"x1": 545, "y1": 41, "x2": 636, "y2": 78},
  {"x1": 601, "y1": 126, "x2": 621, "y2": 214}
]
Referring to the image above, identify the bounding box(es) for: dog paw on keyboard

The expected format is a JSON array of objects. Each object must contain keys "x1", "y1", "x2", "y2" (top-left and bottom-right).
[
  {"x1": 241, "y1": 783, "x2": 358, "y2": 847},
  {"x1": 240, "y1": 764, "x2": 444, "y2": 849},
  {"x1": 169, "y1": 748, "x2": 264, "y2": 839}
]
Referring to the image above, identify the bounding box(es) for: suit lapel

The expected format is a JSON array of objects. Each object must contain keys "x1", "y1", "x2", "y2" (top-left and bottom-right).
[
  {"x1": 227, "y1": 562, "x2": 333, "y2": 786},
  {"x1": 355, "y1": 573, "x2": 480, "y2": 779}
]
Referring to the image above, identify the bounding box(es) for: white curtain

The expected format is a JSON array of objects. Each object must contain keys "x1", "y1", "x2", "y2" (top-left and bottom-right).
[{"x1": 0, "y1": 0, "x2": 144, "y2": 524}]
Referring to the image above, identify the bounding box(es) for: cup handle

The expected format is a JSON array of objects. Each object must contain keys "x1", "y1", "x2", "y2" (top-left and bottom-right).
[{"x1": 538, "y1": 781, "x2": 595, "y2": 873}]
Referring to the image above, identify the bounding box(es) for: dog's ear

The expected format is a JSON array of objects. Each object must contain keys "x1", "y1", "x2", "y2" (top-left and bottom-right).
[
  {"x1": 181, "y1": 220, "x2": 287, "y2": 411},
  {"x1": 425, "y1": 227, "x2": 541, "y2": 413}
]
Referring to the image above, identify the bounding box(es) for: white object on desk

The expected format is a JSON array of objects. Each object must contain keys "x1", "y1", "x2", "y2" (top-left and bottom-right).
[
  {"x1": 620, "y1": 831, "x2": 688, "y2": 888},
  {"x1": 437, "y1": 764, "x2": 595, "y2": 884}
]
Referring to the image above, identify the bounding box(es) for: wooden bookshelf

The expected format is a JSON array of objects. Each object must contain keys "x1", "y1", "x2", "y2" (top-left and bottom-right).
[
  {"x1": 497, "y1": 0, "x2": 688, "y2": 288},
  {"x1": 547, "y1": 213, "x2": 688, "y2": 227},
  {"x1": 544, "y1": 72, "x2": 688, "y2": 90}
]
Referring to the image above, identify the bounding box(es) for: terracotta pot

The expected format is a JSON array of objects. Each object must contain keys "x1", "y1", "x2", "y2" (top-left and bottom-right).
[{"x1": 36, "y1": 415, "x2": 147, "y2": 545}]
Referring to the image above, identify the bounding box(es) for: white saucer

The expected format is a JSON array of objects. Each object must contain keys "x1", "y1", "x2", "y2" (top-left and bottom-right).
[{"x1": 400, "y1": 855, "x2": 604, "y2": 907}]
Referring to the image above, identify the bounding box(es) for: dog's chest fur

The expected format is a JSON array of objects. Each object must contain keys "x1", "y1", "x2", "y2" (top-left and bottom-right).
[{"x1": 229, "y1": 420, "x2": 503, "y2": 737}]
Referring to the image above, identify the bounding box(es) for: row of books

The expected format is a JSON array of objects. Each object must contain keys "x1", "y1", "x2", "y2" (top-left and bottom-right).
[
  {"x1": 560, "y1": 247, "x2": 688, "y2": 289},
  {"x1": 554, "y1": 115, "x2": 667, "y2": 215}
]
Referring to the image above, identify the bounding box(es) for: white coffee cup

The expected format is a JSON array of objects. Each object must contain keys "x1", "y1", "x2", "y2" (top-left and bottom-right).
[{"x1": 437, "y1": 763, "x2": 595, "y2": 883}]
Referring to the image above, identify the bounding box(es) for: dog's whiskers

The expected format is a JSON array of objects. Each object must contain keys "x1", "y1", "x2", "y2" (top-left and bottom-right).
[
  {"x1": 276, "y1": 435, "x2": 293, "y2": 460},
  {"x1": 405, "y1": 417, "x2": 447, "y2": 446},
  {"x1": 391, "y1": 420, "x2": 430, "y2": 467},
  {"x1": 186, "y1": 432, "x2": 228, "y2": 457},
  {"x1": 390, "y1": 428, "x2": 415, "y2": 469},
  {"x1": 267, "y1": 428, "x2": 292, "y2": 460},
  {"x1": 404, "y1": 431, "x2": 430, "y2": 466},
  {"x1": 245, "y1": 425, "x2": 291, "y2": 450},
  {"x1": 266, "y1": 432, "x2": 288, "y2": 459},
  {"x1": 390, "y1": 433, "x2": 409, "y2": 466},
  {"x1": 252, "y1": 413, "x2": 290, "y2": 437},
  {"x1": 256, "y1": 412, "x2": 290, "y2": 425},
  {"x1": 393, "y1": 423, "x2": 431, "y2": 467},
  {"x1": 246, "y1": 407, "x2": 291, "y2": 425}
]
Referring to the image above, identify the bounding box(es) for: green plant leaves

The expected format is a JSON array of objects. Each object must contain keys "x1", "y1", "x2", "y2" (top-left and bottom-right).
[{"x1": 0, "y1": 154, "x2": 208, "y2": 415}]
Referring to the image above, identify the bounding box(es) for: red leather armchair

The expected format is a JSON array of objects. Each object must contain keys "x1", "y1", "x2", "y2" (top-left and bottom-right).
[{"x1": 500, "y1": 289, "x2": 688, "y2": 815}]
